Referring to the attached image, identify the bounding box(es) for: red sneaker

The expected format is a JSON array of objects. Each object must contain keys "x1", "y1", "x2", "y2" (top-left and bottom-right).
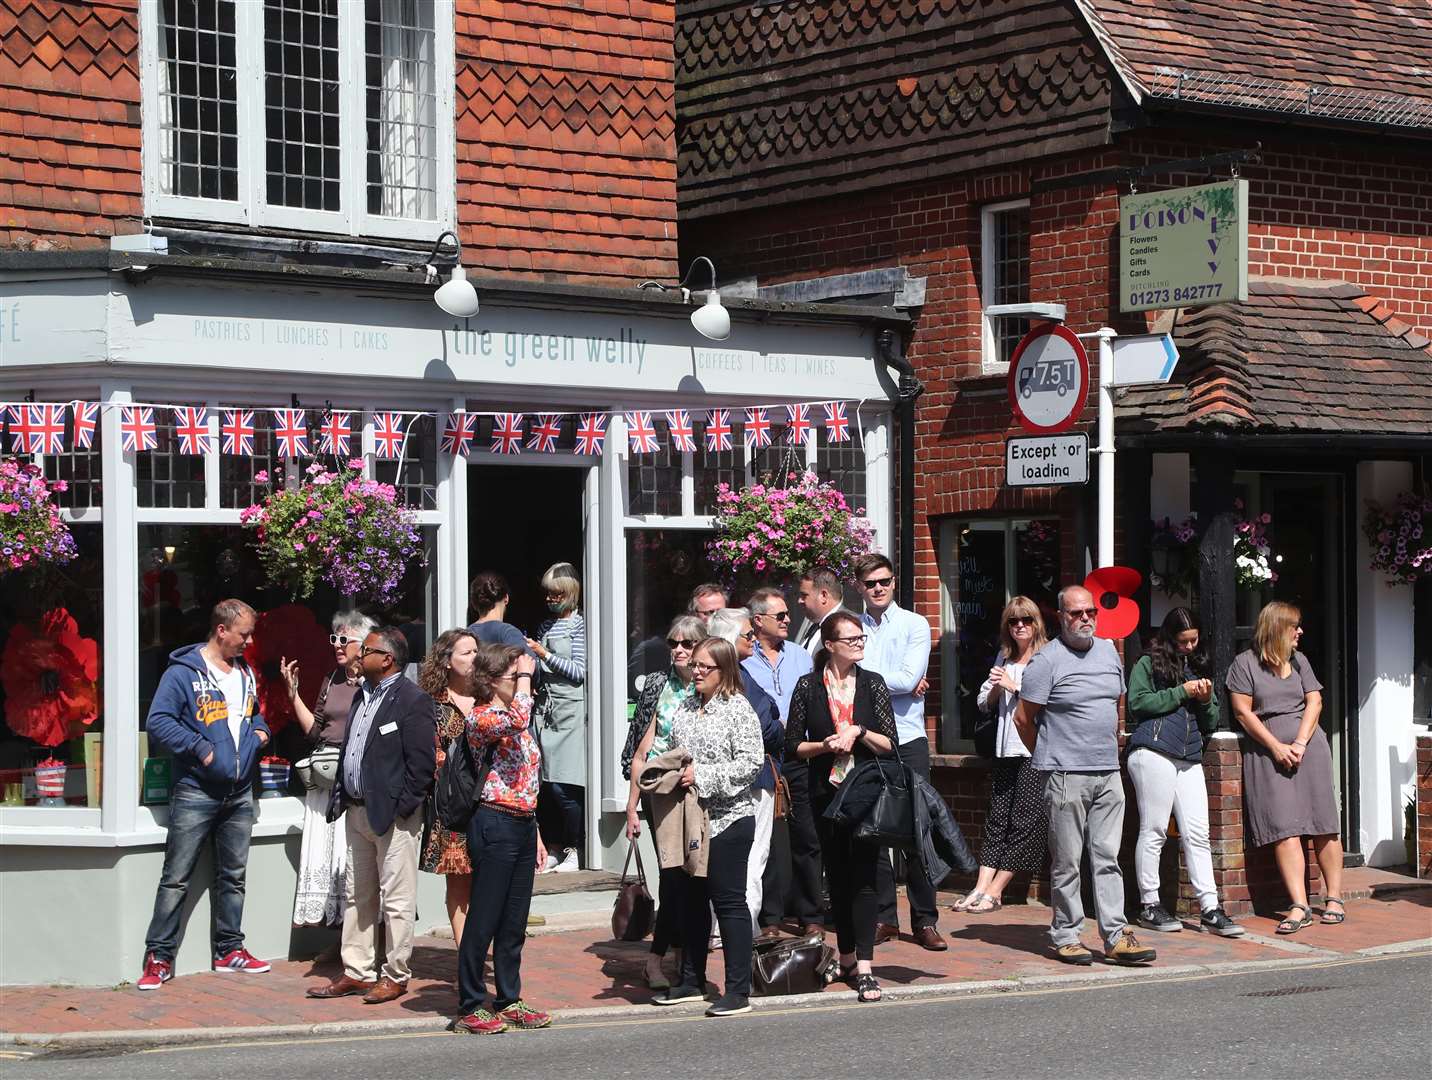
[
  {"x1": 453, "y1": 1008, "x2": 508, "y2": 1035},
  {"x1": 498, "y1": 1000, "x2": 552, "y2": 1029},
  {"x1": 137, "y1": 953, "x2": 172, "y2": 991},
  {"x1": 213, "y1": 948, "x2": 271, "y2": 974}
]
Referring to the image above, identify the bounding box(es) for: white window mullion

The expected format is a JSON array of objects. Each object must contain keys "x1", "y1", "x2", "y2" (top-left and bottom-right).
[
  {"x1": 338, "y1": 0, "x2": 364, "y2": 236},
  {"x1": 239, "y1": 0, "x2": 266, "y2": 228}
]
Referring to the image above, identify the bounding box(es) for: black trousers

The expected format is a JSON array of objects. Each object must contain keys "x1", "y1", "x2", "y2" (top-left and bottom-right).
[
  {"x1": 876, "y1": 737, "x2": 939, "y2": 930},
  {"x1": 680, "y1": 815, "x2": 754, "y2": 997},
  {"x1": 458, "y1": 806, "x2": 537, "y2": 1013},
  {"x1": 537, "y1": 780, "x2": 585, "y2": 855},
  {"x1": 760, "y1": 761, "x2": 825, "y2": 926},
  {"x1": 651, "y1": 865, "x2": 685, "y2": 956},
  {"x1": 813, "y1": 791, "x2": 881, "y2": 961}
]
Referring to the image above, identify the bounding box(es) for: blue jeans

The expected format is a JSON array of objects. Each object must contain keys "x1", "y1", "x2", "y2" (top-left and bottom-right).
[
  {"x1": 458, "y1": 806, "x2": 537, "y2": 1012},
  {"x1": 144, "y1": 783, "x2": 255, "y2": 962}
]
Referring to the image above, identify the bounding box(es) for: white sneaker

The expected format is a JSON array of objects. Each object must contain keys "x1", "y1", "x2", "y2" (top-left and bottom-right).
[
  {"x1": 552, "y1": 849, "x2": 580, "y2": 873},
  {"x1": 538, "y1": 854, "x2": 558, "y2": 874}
]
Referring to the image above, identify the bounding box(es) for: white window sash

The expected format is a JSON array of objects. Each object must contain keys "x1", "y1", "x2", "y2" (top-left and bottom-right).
[{"x1": 979, "y1": 198, "x2": 1031, "y2": 375}]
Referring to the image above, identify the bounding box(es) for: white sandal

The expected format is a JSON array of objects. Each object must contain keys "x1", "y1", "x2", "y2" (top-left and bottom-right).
[{"x1": 950, "y1": 891, "x2": 985, "y2": 913}]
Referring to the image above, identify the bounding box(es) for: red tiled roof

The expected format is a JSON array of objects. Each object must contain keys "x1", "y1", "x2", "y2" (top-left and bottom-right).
[
  {"x1": 1118, "y1": 279, "x2": 1432, "y2": 436},
  {"x1": 1078, "y1": 0, "x2": 1432, "y2": 127}
]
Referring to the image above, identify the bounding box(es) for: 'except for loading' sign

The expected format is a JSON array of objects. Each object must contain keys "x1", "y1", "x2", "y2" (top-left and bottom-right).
[{"x1": 1005, "y1": 433, "x2": 1089, "y2": 488}]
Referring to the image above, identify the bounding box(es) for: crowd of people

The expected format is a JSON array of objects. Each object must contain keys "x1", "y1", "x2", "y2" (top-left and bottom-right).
[{"x1": 131, "y1": 557, "x2": 1346, "y2": 1028}]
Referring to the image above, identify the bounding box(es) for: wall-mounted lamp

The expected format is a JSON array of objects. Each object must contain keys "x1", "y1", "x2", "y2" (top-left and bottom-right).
[
  {"x1": 640, "y1": 256, "x2": 731, "y2": 341},
  {"x1": 425, "y1": 230, "x2": 479, "y2": 318}
]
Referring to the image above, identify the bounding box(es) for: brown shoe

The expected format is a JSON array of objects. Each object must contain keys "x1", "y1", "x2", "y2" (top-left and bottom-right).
[
  {"x1": 874, "y1": 922, "x2": 900, "y2": 946},
  {"x1": 362, "y1": 976, "x2": 408, "y2": 1004},
  {"x1": 913, "y1": 926, "x2": 948, "y2": 952},
  {"x1": 799, "y1": 923, "x2": 826, "y2": 940},
  {"x1": 306, "y1": 975, "x2": 376, "y2": 999},
  {"x1": 757, "y1": 925, "x2": 785, "y2": 943}
]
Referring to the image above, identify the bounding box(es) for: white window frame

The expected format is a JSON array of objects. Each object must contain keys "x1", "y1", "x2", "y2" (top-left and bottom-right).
[
  {"x1": 139, "y1": 0, "x2": 456, "y2": 240},
  {"x1": 979, "y1": 198, "x2": 1031, "y2": 375}
]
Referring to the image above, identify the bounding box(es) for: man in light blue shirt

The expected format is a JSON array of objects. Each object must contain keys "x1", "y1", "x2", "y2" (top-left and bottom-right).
[
  {"x1": 855, "y1": 553, "x2": 946, "y2": 952},
  {"x1": 740, "y1": 587, "x2": 814, "y2": 721}
]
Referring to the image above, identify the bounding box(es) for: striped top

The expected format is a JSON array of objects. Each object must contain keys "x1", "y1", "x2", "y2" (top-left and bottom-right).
[{"x1": 536, "y1": 613, "x2": 586, "y2": 684}]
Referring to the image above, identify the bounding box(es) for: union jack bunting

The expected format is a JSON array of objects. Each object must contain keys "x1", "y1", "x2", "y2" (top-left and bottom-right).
[
  {"x1": 664, "y1": 409, "x2": 696, "y2": 452},
  {"x1": 71, "y1": 401, "x2": 99, "y2": 450},
  {"x1": 526, "y1": 413, "x2": 562, "y2": 453},
  {"x1": 172, "y1": 406, "x2": 213, "y2": 455},
  {"x1": 271, "y1": 409, "x2": 309, "y2": 457},
  {"x1": 318, "y1": 411, "x2": 353, "y2": 457},
  {"x1": 221, "y1": 409, "x2": 256, "y2": 455},
  {"x1": 743, "y1": 407, "x2": 772, "y2": 449},
  {"x1": 4, "y1": 405, "x2": 28, "y2": 452},
  {"x1": 574, "y1": 412, "x2": 608, "y2": 456},
  {"x1": 440, "y1": 411, "x2": 476, "y2": 456},
  {"x1": 625, "y1": 411, "x2": 660, "y2": 454},
  {"x1": 490, "y1": 413, "x2": 525, "y2": 455},
  {"x1": 15, "y1": 404, "x2": 68, "y2": 454},
  {"x1": 823, "y1": 401, "x2": 851, "y2": 443},
  {"x1": 373, "y1": 412, "x2": 407, "y2": 459},
  {"x1": 785, "y1": 403, "x2": 812, "y2": 445},
  {"x1": 119, "y1": 406, "x2": 159, "y2": 453},
  {"x1": 704, "y1": 408, "x2": 732, "y2": 452}
]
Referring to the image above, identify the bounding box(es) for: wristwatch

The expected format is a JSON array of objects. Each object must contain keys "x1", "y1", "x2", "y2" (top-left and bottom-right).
[{"x1": 855, "y1": 725, "x2": 867, "y2": 741}]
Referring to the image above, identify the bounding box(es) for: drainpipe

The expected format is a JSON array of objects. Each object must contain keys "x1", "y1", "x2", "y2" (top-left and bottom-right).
[{"x1": 877, "y1": 328, "x2": 925, "y2": 601}]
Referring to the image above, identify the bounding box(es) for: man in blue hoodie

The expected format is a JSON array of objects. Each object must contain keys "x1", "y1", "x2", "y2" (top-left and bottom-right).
[{"x1": 137, "y1": 599, "x2": 272, "y2": 990}]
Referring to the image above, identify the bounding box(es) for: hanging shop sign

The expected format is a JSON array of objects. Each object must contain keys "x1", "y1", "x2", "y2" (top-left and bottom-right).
[
  {"x1": 1120, "y1": 179, "x2": 1249, "y2": 313},
  {"x1": 1006, "y1": 323, "x2": 1089, "y2": 434},
  {"x1": 1005, "y1": 433, "x2": 1089, "y2": 487}
]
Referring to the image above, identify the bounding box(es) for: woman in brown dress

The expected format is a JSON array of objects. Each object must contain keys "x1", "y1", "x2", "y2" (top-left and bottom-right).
[
  {"x1": 1227, "y1": 601, "x2": 1344, "y2": 934},
  {"x1": 419, "y1": 629, "x2": 482, "y2": 946}
]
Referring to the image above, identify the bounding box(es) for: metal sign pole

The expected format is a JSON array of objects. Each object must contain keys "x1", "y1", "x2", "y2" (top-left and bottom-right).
[{"x1": 1073, "y1": 327, "x2": 1118, "y2": 570}]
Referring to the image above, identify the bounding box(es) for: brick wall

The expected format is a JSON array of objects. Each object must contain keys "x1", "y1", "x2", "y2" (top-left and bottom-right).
[
  {"x1": 1418, "y1": 733, "x2": 1432, "y2": 879},
  {"x1": 0, "y1": 0, "x2": 680, "y2": 287}
]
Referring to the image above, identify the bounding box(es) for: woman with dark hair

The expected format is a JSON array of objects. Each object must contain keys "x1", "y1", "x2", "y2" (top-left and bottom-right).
[
  {"x1": 467, "y1": 571, "x2": 528, "y2": 650},
  {"x1": 652, "y1": 636, "x2": 764, "y2": 1017},
  {"x1": 452, "y1": 643, "x2": 551, "y2": 1036},
  {"x1": 785, "y1": 610, "x2": 897, "y2": 1003},
  {"x1": 1227, "y1": 601, "x2": 1343, "y2": 935},
  {"x1": 955, "y1": 595, "x2": 1049, "y2": 914},
  {"x1": 1126, "y1": 607, "x2": 1243, "y2": 937},
  {"x1": 622, "y1": 614, "x2": 709, "y2": 990},
  {"x1": 418, "y1": 629, "x2": 520, "y2": 949}
]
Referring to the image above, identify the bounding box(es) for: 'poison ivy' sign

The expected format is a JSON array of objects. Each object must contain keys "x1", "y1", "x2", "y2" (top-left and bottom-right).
[{"x1": 1119, "y1": 180, "x2": 1248, "y2": 313}]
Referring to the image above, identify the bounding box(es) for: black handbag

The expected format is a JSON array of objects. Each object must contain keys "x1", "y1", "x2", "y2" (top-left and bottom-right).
[
  {"x1": 435, "y1": 730, "x2": 494, "y2": 833},
  {"x1": 611, "y1": 840, "x2": 655, "y2": 942},
  {"x1": 751, "y1": 931, "x2": 838, "y2": 996},
  {"x1": 852, "y1": 752, "x2": 916, "y2": 851},
  {"x1": 972, "y1": 711, "x2": 997, "y2": 759}
]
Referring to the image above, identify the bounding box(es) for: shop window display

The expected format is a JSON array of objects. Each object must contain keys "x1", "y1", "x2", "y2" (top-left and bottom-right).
[
  {"x1": 624, "y1": 529, "x2": 717, "y2": 702},
  {"x1": 0, "y1": 523, "x2": 104, "y2": 807}
]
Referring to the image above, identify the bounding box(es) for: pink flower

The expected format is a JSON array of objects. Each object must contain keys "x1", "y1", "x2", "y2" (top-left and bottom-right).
[{"x1": 254, "y1": 470, "x2": 270, "y2": 483}]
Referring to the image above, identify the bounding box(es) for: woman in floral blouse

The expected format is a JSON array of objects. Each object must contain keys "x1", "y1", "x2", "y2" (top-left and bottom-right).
[
  {"x1": 416, "y1": 629, "x2": 480, "y2": 947},
  {"x1": 453, "y1": 644, "x2": 551, "y2": 1037},
  {"x1": 652, "y1": 637, "x2": 764, "y2": 1018}
]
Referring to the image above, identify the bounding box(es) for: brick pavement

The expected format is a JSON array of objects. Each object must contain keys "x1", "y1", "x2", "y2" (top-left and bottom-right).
[{"x1": 4, "y1": 874, "x2": 1428, "y2": 1038}]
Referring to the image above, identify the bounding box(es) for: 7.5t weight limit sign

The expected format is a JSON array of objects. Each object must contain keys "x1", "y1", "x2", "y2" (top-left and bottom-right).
[{"x1": 1007, "y1": 323, "x2": 1090, "y2": 434}]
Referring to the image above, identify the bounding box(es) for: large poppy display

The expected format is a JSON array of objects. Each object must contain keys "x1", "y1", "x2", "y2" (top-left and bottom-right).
[
  {"x1": 243, "y1": 604, "x2": 333, "y2": 735},
  {"x1": 1083, "y1": 566, "x2": 1143, "y2": 641},
  {"x1": 1, "y1": 609, "x2": 101, "y2": 747}
]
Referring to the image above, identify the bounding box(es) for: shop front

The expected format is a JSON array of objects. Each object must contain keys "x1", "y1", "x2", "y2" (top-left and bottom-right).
[{"x1": 0, "y1": 252, "x2": 901, "y2": 985}]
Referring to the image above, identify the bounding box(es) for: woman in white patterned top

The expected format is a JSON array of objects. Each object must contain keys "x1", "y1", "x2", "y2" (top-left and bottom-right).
[{"x1": 654, "y1": 637, "x2": 763, "y2": 1017}]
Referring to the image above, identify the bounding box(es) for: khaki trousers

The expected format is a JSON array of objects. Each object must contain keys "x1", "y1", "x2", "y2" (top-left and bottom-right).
[{"x1": 341, "y1": 806, "x2": 421, "y2": 983}]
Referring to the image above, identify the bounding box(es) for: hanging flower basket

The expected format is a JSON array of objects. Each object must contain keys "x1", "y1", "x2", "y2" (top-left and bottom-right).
[
  {"x1": 1233, "y1": 502, "x2": 1280, "y2": 592},
  {"x1": 0, "y1": 460, "x2": 77, "y2": 576},
  {"x1": 240, "y1": 461, "x2": 420, "y2": 605},
  {"x1": 1363, "y1": 488, "x2": 1432, "y2": 586},
  {"x1": 0, "y1": 608, "x2": 101, "y2": 748},
  {"x1": 708, "y1": 470, "x2": 874, "y2": 584}
]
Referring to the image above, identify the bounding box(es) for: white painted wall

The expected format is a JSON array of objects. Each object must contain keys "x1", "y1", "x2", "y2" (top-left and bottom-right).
[
  {"x1": 1355, "y1": 460, "x2": 1417, "y2": 867},
  {"x1": 1148, "y1": 452, "x2": 1191, "y2": 625}
]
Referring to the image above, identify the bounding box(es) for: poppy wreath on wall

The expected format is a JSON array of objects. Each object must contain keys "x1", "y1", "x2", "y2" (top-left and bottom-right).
[
  {"x1": 0, "y1": 608, "x2": 100, "y2": 748},
  {"x1": 240, "y1": 461, "x2": 420, "y2": 605},
  {"x1": 1363, "y1": 488, "x2": 1432, "y2": 586}
]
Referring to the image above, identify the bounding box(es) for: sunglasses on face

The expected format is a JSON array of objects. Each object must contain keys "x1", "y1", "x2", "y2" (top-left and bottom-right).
[
  {"x1": 330, "y1": 634, "x2": 356, "y2": 646},
  {"x1": 1064, "y1": 608, "x2": 1097, "y2": 621},
  {"x1": 742, "y1": 629, "x2": 759, "y2": 642},
  {"x1": 359, "y1": 645, "x2": 391, "y2": 657},
  {"x1": 667, "y1": 638, "x2": 699, "y2": 650},
  {"x1": 1007, "y1": 616, "x2": 1037, "y2": 628},
  {"x1": 861, "y1": 575, "x2": 894, "y2": 590},
  {"x1": 757, "y1": 611, "x2": 791, "y2": 622}
]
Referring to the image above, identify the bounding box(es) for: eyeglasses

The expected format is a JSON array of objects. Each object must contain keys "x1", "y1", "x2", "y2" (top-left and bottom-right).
[
  {"x1": 689, "y1": 662, "x2": 717, "y2": 676},
  {"x1": 1007, "y1": 616, "x2": 1037, "y2": 627},
  {"x1": 861, "y1": 575, "x2": 894, "y2": 590},
  {"x1": 667, "y1": 638, "x2": 699, "y2": 650},
  {"x1": 831, "y1": 634, "x2": 867, "y2": 645},
  {"x1": 359, "y1": 645, "x2": 392, "y2": 657},
  {"x1": 329, "y1": 634, "x2": 356, "y2": 646},
  {"x1": 1064, "y1": 608, "x2": 1098, "y2": 622},
  {"x1": 756, "y1": 611, "x2": 791, "y2": 622}
]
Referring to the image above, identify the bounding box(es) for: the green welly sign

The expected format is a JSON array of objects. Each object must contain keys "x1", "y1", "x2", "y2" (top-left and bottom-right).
[{"x1": 1119, "y1": 179, "x2": 1248, "y2": 313}]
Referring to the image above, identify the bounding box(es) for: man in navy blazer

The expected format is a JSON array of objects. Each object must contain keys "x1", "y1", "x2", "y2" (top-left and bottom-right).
[{"x1": 308, "y1": 626, "x2": 436, "y2": 1005}]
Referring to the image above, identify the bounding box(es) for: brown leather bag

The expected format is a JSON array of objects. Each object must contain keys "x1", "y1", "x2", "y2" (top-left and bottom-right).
[
  {"x1": 751, "y1": 929, "x2": 838, "y2": 996},
  {"x1": 769, "y1": 755, "x2": 792, "y2": 820},
  {"x1": 611, "y1": 839, "x2": 655, "y2": 942}
]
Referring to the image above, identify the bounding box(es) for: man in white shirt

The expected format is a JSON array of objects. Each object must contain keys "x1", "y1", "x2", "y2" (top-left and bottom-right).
[
  {"x1": 796, "y1": 567, "x2": 846, "y2": 657},
  {"x1": 856, "y1": 553, "x2": 946, "y2": 952}
]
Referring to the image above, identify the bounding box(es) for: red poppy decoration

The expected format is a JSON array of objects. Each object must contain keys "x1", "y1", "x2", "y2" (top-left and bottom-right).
[
  {"x1": 243, "y1": 604, "x2": 333, "y2": 735},
  {"x1": 1, "y1": 608, "x2": 101, "y2": 747},
  {"x1": 1082, "y1": 566, "x2": 1143, "y2": 640}
]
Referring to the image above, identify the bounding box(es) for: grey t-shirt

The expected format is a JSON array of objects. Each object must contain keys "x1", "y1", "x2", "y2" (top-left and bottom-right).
[{"x1": 1019, "y1": 636, "x2": 1125, "y2": 772}]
